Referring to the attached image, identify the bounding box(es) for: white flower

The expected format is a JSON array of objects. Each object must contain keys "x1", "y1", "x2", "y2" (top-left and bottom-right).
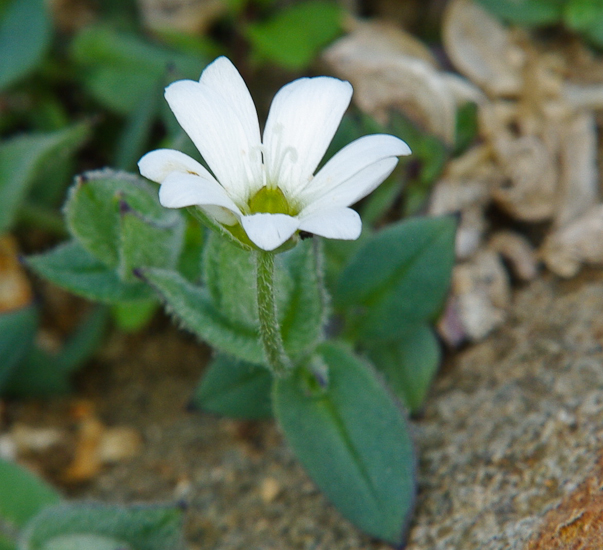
[{"x1": 138, "y1": 56, "x2": 411, "y2": 251}]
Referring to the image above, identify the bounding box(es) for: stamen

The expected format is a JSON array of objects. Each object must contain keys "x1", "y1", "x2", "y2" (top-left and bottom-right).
[{"x1": 267, "y1": 123, "x2": 299, "y2": 191}]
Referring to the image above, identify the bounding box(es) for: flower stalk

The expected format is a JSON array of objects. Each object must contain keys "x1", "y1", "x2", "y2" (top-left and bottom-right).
[{"x1": 255, "y1": 250, "x2": 291, "y2": 377}]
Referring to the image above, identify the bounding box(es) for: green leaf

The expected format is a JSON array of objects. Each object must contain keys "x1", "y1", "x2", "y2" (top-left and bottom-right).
[
  {"x1": 142, "y1": 267, "x2": 264, "y2": 364},
  {"x1": 202, "y1": 233, "x2": 259, "y2": 331},
  {"x1": 202, "y1": 236, "x2": 325, "y2": 361},
  {"x1": 476, "y1": 0, "x2": 564, "y2": 26},
  {"x1": 387, "y1": 112, "x2": 448, "y2": 216},
  {"x1": 366, "y1": 324, "x2": 441, "y2": 414},
  {"x1": 322, "y1": 234, "x2": 369, "y2": 294},
  {"x1": 0, "y1": 533, "x2": 15, "y2": 550},
  {"x1": 0, "y1": 306, "x2": 38, "y2": 391},
  {"x1": 64, "y1": 173, "x2": 121, "y2": 268},
  {"x1": 41, "y1": 534, "x2": 129, "y2": 550},
  {"x1": 335, "y1": 216, "x2": 456, "y2": 342},
  {"x1": 55, "y1": 306, "x2": 109, "y2": 371},
  {"x1": 82, "y1": 68, "x2": 159, "y2": 115},
  {"x1": 191, "y1": 354, "x2": 272, "y2": 419},
  {"x1": 273, "y1": 342, "x2": 416, "y2": 546},
  {"x1": 118, "y1": 201, "x2": 185, "y2": 283},
  {"x1": 26, "y1": 241, "x2": 153, "y2": 304},
  {"x1": 114, "y1": 79, "x2": 163, "y2": 171},
  {"x1": 19, "y1": 502, "x2": 184, "y2": 550},
  {"x1": 71, "y1": 25, "x2": 204, "y2": 114},
  {"x1": 278, "y1": 240, "x2": 326, "y2": 359},
  {"x1": 176, "y1": 217, "x2": 204, "y2": 283},
  {"x1": 454, "y1": 101, "x2": 479, "y2": 156},
  {"x1": 0, "y1": 0, "x2": 52, "y2": 90},
  {"x1": 0, "y1": 458, "x2": 60, "y2": 530},
  {"x1": 564, "y1": 0, "x2": 603, "y2": 45},
  {"x1": 247, "y1": 0, "x2": 343, "y2": 70},
  {"x1": 4, "y1": 307, "x2": 109, "y2": 397},
  {"x1": 64, "y1": 169, "x2": 185, "y2": 279},
  {"x1": 0, "y1": 124, "x2": 90, "y2": 233},
  {"x1": 110, "y1": 300, "x2": 157, "y2": 332}
]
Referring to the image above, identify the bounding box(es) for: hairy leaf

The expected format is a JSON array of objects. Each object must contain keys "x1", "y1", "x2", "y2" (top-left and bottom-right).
[
  {"x1": 26, "y1": 241, "x2": 152, "y2": 304},
  {"x1": 142, "y1": 267, "x2": 264, "y2": 364},
  {"x1": 274, "y1": 342, "x2": 416, "y2": 545},
  {"x1": 335, "y1": 216, "x2": 456, "y2": 341},
  {"x1": 366, "y1": 324, "x2": 441, "y2": 414},
  {"x1": 19, "y1": 503, "x2": 183, "y2": 550},
  {"x1": 192, "y1": 354, "x2": 272, "y2": 419}
]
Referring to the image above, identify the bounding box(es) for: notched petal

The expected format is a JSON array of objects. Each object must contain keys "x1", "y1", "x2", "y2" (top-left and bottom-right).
[
  {"x1": 159, "y1": 172, "x2": 241, "y2": 215},
  {"x1": 164, "y1": 79, "x2": 261, "y2": 199},
  {"x1": 299, "y1": 207, "x2": 361, "y2": 240},
  {"x1": 301, "y1": 135, "x2": 408, "y2": 205},
  {"x1": 138, "y1": 149, "x2": 212, "y2": 183},
  {"x1": 303, "y1": 157, "x2": 399, "y2": 214},
  {"x1": 264, "y1": 76, "x2": 353, "y2": 195}
]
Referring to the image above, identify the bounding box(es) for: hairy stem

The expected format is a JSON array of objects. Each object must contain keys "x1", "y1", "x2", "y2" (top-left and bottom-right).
[{"x1": 255, "y1": 250, "x2": 291, "y2": 377}]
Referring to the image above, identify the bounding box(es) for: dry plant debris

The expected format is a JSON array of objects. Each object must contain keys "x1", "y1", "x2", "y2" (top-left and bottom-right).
[
  {"x1": 63, "y1": 400, "x2": 142, "y2": 483},
  {"x1": 323, "y1": 20, "x2": 483, "y2": 146},
  {"x1": 137, "y1": 0, "x2": 227, "y2": 35},
  {"x1": 325, "y1": 0, "x2": 603, "y2": 342},
  {"x1": 0, "y1": 234, "x2": 33, "y2": 313}
]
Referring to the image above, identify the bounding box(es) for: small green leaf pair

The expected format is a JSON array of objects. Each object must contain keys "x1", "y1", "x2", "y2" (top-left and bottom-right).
[{"x1": 143, "y1": 233, "x2": 324, "y2": 366}]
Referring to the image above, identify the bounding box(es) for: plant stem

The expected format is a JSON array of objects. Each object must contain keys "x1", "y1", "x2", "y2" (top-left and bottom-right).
[{"x1": 255, "y1": 250, "x2": 291, "y2": 377}]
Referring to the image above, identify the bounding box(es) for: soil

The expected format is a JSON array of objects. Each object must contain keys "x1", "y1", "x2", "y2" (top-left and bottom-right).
[{"x1": 4, "y1": 269, "x2": 603, "y2": 549}]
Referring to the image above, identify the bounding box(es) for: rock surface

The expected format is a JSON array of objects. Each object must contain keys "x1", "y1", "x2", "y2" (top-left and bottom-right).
[{"x1": 409, "y1": 272, "x2": 603, "y2": 549}]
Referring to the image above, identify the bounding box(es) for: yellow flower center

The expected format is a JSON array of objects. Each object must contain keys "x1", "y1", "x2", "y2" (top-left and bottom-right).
[{"x1": 248, "y1": 186, "x2": 295, "y2": 215}]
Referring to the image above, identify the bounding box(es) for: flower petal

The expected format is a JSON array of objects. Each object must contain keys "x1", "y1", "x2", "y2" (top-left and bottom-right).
[
  {"x1": 138, "y1": 149, "x2": 213, "y2": 183},
  {"x1": 198, "y1": 57, "x2": 262, "y2": 159},
  {"x1": 159, "y1": 172, "x2": 241, "y2": 216},
  {"x1": 298, "y1": 134, "x2": 410, "y2": 206},
  {"x1": 200, "y1": 205, "x2": 238, "y2": 225},
  {"x1": 299, "y1": 207, "x2": 361, "y2": 240},
  {"x1": 240, "y1": 213, "x2": 299, "y2": 251},
  {"x1": 263, "y1": 76, "x2": 352, "y2": 196},
  {"x1": 301, "y1": 157, "x2": 399, "y2": 217},
  {"x1": 164, "y1": 78, "x2": 262, "y2": 200}
]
